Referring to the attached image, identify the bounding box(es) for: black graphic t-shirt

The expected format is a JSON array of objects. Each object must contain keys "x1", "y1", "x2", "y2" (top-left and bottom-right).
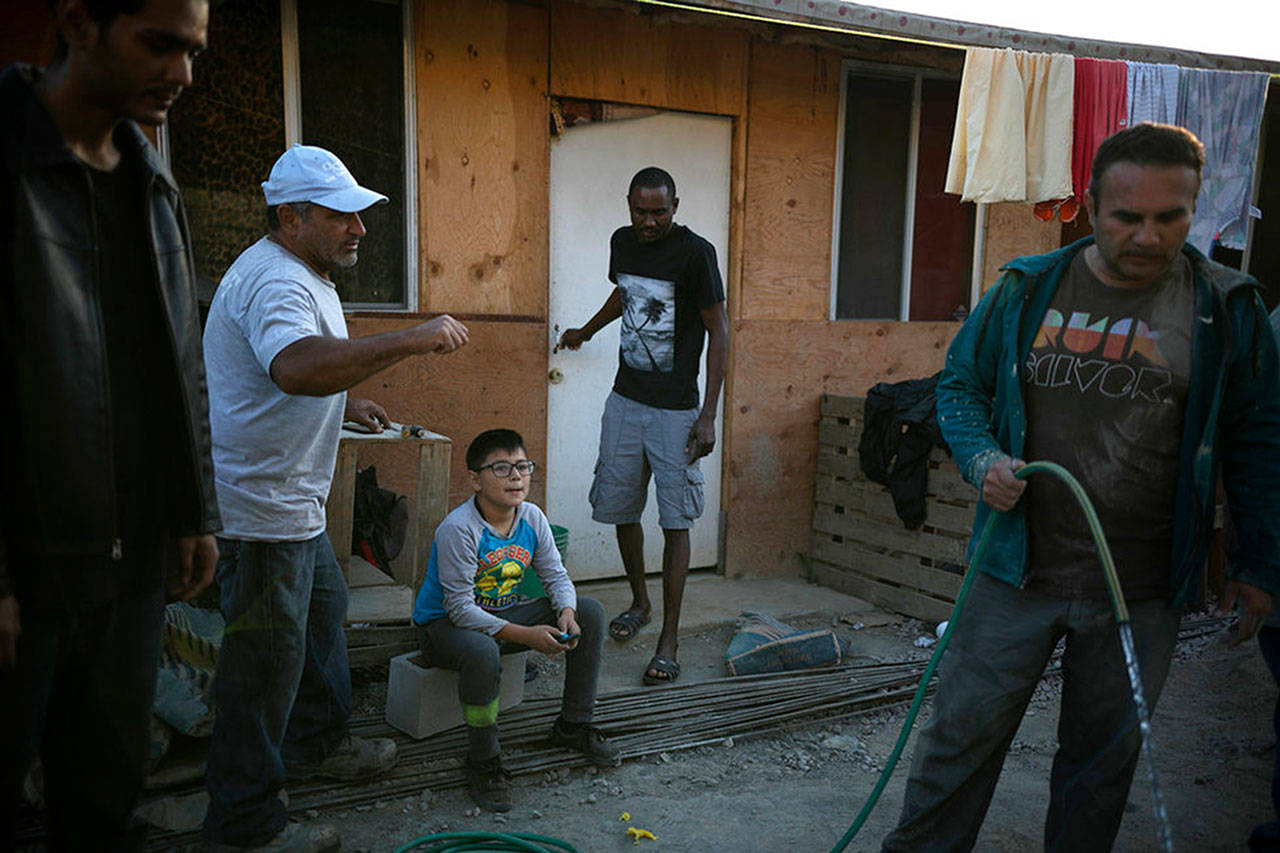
[
  {"x1": 1022, "y1": 252, "x2": 1193, "y2": 600},
  {"x1": 608, "y1": 224, "x2": 724, "y2": 410}
]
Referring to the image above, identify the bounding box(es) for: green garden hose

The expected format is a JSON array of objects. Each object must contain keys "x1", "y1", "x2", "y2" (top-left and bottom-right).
[
  {"x1": 393, "y1": 830, "x2": 581, "y2": 853},
  {"x1": 830, "y1": 460, "x2": 1174, "y2": 852}
]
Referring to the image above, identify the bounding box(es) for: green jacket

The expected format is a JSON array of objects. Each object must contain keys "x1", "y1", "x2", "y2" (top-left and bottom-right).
[{"x1": 937, "y1": 237, "x2": 1280, "y2": 605}]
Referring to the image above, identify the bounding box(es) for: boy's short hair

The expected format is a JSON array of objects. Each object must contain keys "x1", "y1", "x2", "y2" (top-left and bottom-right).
[{"x1": 466, "y1": 429, "x2": 526, "y2": 471}]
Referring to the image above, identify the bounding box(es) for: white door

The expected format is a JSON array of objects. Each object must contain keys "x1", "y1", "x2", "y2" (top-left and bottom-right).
[{"x1": 548, "y1": 110, "x2": 732, "y2": 581}]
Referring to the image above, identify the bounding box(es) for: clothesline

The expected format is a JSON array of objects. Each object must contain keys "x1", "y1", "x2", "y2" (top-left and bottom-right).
[{"x1": 945, "y1": 46, "x2": 1269, "y2": 254}]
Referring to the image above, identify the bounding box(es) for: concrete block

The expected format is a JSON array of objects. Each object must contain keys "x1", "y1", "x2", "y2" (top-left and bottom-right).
[{"x1": 385, "y1": 649, "x2": 527, "y2": 739}]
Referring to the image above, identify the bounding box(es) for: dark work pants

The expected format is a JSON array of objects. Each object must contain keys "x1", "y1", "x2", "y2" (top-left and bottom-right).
[
  {"x1": 882, "y1": 572, "x2": 1180, "y2": 853},
  {"x1": 420, "y1": 596, "x2": 606, "y2": 732},
  {"x1": 0, "y1": 580, "x2": 165, "y2": 852}
]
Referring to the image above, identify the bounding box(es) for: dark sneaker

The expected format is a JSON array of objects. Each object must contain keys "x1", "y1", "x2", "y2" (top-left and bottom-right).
[
  {"x1": 464, "y1": 755, "x2": 512, "y2": 813},
  {"x1": 550, "y1": 718, "x2": 622, "y2": 767},
  {"x1": 286, "y1": 735, "x2": 396, "y2": 782},
  {"x1": 202, "y1": 821, "x2": 340, "y2": 852}
]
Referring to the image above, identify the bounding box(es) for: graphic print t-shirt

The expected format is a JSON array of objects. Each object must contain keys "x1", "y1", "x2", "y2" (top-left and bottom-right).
[
  {"x1": 1023, "y1": 252, "x2": 1193, "y2": 599},
  {"x1": 608, "y1": 224, "x2": 724, "y2": 410},
  {"x1": 411, "y1": 499, "x2": 577, "y2": 635}
]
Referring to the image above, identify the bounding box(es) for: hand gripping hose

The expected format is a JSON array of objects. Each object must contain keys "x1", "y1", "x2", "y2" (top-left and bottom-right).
[{"x1": 831, "y1": 460, "x2": 1174, "y2": 852}]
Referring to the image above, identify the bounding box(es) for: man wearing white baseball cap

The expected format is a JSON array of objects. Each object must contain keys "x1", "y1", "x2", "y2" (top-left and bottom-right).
[{"x1": 201, "y1": 144, "x2": 468, "y2": 852}]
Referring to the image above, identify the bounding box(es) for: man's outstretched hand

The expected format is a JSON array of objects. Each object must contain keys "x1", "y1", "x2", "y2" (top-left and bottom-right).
[{"x1": 414, "y1": 315, "x2": 469, "y2": 354}]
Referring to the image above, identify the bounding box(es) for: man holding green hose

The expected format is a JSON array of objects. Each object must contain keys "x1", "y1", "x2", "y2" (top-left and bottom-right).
[{"x1": 883, "y1": 123, "x2": 1280, "y2": 851}]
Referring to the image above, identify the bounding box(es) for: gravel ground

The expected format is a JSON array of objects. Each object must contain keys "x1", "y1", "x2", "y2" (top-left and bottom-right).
[{"x1": 313, "y1": 609, "x2": 1277, "y2": 852}]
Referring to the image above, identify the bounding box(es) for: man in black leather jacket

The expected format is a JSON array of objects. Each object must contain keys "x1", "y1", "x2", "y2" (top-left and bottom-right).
[{"x1": 0, "y1": 1, "x2": 219, "y2": 848}]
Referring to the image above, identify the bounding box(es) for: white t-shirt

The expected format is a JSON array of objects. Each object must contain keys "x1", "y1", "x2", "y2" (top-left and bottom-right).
[{"x1": 203, "y1": 237, "x2": 348, "y2": 541}]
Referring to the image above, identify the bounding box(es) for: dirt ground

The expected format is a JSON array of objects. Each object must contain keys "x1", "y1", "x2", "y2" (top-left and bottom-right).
[{"x1": 317, "y1": 602, "x2": 1277, "y2": 853}]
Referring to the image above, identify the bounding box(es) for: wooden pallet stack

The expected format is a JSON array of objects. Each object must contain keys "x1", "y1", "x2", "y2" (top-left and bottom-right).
[{"x1": 810, "y1": 394, "x2": 977, "y2": 623}]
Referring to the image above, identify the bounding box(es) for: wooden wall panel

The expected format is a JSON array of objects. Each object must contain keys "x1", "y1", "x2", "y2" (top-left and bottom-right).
[
  {"x1": 980, "y1": 202, "x2": 1062, "y2": 292},
  {"x1": 346, "y1": 316, "x2": 549, "y2": 511},
  {"x1": 741, "y1": 40, "x2": 840, "y2": 321},
  {"x1": 549, "y1": 1, "x2": 749, "y2": 117},
  {"x1": 417, "y1": 0, "x2": 549, "y2": 317},
  {"x1": 724, "y1": 318, "x2": 957, "y2": 577}
]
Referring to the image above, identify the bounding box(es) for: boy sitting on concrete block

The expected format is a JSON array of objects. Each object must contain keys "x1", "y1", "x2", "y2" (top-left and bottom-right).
[{"x1": 411, "y1": 429, "x2": 619, "y2": 812}]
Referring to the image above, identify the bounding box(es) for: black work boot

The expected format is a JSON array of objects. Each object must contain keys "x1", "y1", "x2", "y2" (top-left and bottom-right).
[
  {"x1": 549, "y1": 718, "x2": 622, "y2": 767},
  {"x1": 463, "y1": 754, "x2": 512, "y2": 812}
]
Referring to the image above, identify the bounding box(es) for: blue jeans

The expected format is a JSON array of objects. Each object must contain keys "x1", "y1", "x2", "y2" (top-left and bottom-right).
[
  {"x1": 203, "y1": 534, "x2": 351, "y2": 846},
  {"x1": 883, "y1": 572, "x2": 1181, "y2": 853}
]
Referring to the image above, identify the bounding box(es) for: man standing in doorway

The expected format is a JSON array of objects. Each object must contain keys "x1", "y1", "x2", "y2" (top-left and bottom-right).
[
  {"x1": 0, "y1": 0, "x2": 219, "y2": 847},
  {"x1": 559, "y1": 167, "x2": 729, "y2": 685},
  {"x1": 883, "y1": 123, "x2": 1280, "y2": 850},
  {"x1": 201, "y1": 145, "x2": 468, "y2": 851}
]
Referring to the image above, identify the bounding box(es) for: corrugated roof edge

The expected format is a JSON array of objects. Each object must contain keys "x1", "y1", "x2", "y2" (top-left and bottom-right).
[{"x1": 641, "y1": 0, "x2": 1280, "y2": 76}]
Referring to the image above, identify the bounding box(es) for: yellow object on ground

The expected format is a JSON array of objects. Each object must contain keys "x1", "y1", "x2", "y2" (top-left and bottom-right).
[
  {"x1": 619, "y1": 812, "x2": 630, "y2": 822},
  {"x1": 627, "y1": 827, "x2": 657, "y2": 844}
]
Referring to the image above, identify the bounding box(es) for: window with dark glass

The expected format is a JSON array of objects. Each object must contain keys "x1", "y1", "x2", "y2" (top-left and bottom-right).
[
  {"x1": 295, "y1": 0, "x2": 411, "y2": 308},
  {"x1": 833, "y1": 68, "x2": 975, "y2": 321}
]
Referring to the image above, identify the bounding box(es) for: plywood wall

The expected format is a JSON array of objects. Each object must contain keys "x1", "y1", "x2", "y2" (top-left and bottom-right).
[
  {"x1": 549, "y1": 2, "x2": 749, "y2": 117},
  {"x1": 980, "y1": 202, "x2": 1063, "y2": 292},
  {"x1": 725, "y1": 319, "x2": 956, "y2": 575},
  {"x1": 740, "y1": 39, "x2": 841, "y2": 321},
  {"x1": 416, "y1": 0, "x2": 549, "y2": 317},
  {"x1": 346, "y1": 316, "x2": 549, "y2": 510}
]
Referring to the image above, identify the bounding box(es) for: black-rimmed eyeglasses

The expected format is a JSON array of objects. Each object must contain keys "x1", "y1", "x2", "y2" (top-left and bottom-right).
[{"x1": 472, "y1": 460, "x2": 536, "y2": 478}]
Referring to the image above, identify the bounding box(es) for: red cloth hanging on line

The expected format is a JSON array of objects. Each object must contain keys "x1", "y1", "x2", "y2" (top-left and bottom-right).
[
  {"x1": 1034, "y1": 57, "x2": 1127, "y2": 224},
  {"x1": 1071, "y1": 57, "x2": 1128, "y2": 205}
]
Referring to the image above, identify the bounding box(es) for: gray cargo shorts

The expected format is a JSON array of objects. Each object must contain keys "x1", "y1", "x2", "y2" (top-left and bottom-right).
[{"x1": 588, "y1": 392, "x2": 705, "y2": 530}]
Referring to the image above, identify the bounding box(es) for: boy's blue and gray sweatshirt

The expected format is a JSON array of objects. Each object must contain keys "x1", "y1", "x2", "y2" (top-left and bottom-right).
[
  {"x1": 412, "y1": 498, "x2": 577, "y2": 634},
  {"x1": 938, "y1": 237, "x2": 1280, "y2": 606}
]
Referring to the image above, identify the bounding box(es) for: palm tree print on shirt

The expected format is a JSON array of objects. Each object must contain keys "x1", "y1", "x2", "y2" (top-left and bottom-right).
[{"x1": 617, "y1": 273, "x2": 675, "y2": 373}]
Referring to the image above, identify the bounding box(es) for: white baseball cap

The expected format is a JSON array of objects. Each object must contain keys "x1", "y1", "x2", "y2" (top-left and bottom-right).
[{"x1": 261, "y1": 144, "x2": 388, "y2": 212}]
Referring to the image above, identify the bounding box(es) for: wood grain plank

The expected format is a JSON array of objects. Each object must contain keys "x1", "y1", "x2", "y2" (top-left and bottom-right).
[
  {"x1": 327, "y1": 444, "x2": 358, "y2": 578},
  {"x1": 549, "y1": 1, "x2": 749, "y2": 116},
  {"x1": 723, "y1": 319, "x2": 954, "y2": 577},
  {"x1": 417, "y1": 0, "x2": 549, "y2": 316},
  {"x1": 741, "y1": 39, "x2": 840, "y2": 320},
  {"x1": 810, "y1": 561, "x2": 953, "y2": 623},
  {"x1": 809, "y1": 536, "x2": 964, "y2": 599},
  {"x1": 414, "y1": 439, "x2": 453, "y2": 590},
  {"x1": 813, "y1": 504, "x2": 968, "y2": 563},
  {"x1": 821, "y1": 394, "x2": 861, "y2": 419},
  {"x1": 814, "y1": 475, "x2": 974, "y2": 533}
]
